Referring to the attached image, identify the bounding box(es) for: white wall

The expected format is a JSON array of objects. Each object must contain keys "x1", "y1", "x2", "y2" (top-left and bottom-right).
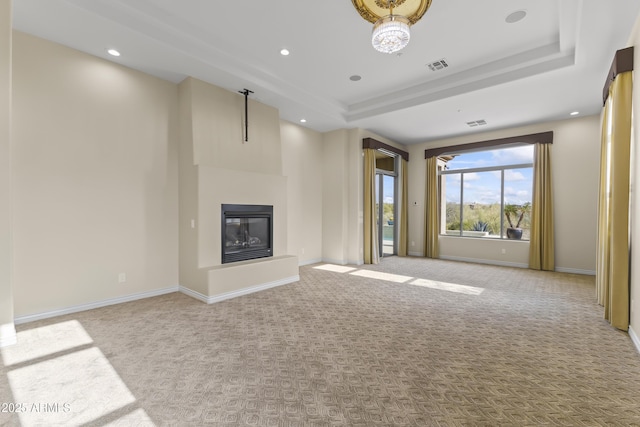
[
  {"x1": 408, "y1": 115, "x2": 601, "y2": 274},
  {"x1": 0, "y1": 0, "x2": 15, "y2": 346},
  {"x1": 627, "y1": 15, "x2": 640, "y2": 342},
  {"x1": 281, "y1": 120, "x2": 324, "y2": 265},
  {"x1": 12, "y1": 32, "x2": 179, "y2": 317}
]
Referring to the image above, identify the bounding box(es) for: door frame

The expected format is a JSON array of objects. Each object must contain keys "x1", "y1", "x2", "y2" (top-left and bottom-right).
[{"x1": 375, "y1": 153, "x2": 399, "y2": 257}]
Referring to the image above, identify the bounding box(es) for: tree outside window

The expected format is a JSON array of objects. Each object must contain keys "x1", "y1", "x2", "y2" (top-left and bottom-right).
[{"x1": 440, "y1": 145, "x2": 533, "y2": 240}]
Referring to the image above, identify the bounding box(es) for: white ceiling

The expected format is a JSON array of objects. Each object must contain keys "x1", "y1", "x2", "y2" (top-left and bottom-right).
[{"x1": 11, "y1": 0, "x2": 640, "y2": 145}]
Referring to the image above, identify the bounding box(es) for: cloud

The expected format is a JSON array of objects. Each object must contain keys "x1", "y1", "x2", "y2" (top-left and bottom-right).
[
  {"x1": 504, "y1": 169, "x2": 526, "y2": 181},
  {"x1": 446, "y1": 145, "x2": 533, "y2": 170},
  {"x1": 504, "y1": 186, "x2": 531, "y2": 203},
  {"x1": 492, "y1": 145, "x2": 534, "y2": 164}
]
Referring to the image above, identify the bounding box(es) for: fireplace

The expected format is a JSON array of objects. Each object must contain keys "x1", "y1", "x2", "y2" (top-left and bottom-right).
[{"x1": 221, "y1": 204, "x2": 273, "y2": 264}]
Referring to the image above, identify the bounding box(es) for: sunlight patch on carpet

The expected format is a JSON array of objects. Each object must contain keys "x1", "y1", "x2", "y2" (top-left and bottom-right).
[
  {"x1": 410, "y1": 278, "x2": 485, "y2": 295},
  {"x1": 313, "y1": 264, "x2": 357, "y2": 273},
  {"x1": 3, "y1": 320, "x2": 152, "y2": 426},
  {"x1": 1, "y1": 320, "x2": 93, "y2": 366},
  {"x1": 311, "y1": 264, "x2": 483, "y2": 295},
  {"x1": 350, "y1": 270, "x2": 413, "y2": 283}
]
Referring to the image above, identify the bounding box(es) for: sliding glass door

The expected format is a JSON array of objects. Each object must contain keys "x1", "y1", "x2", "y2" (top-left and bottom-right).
[{"x1": 375, "y1": 172, "x2": 396, "y2": 256}]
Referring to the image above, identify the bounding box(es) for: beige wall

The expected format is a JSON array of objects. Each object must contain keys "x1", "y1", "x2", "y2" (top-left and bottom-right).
[
  {"x1": 4, "y1": 23, "x2": 616, "y2": 327},
  {"x1": 178, "y1": 78, "x2": 207, "y2": 294},
  {"x1": 11, "y1": 32, "x2": 179, "y2": 317},
  {"x1": 178, "y1": 77, "x2": 296, "y2": 297},
  {"x1": 198, "y1": 166, "x2": 288, "y2": 268},
  {"x1": 322, "y1": 129, "x2": 350, "y2": 264},
  {"x1": 321, "y1": 128, "x2": 405, "y2": 265},
  {"x1": 321, "y1": 128, "x2": 367, "y2": 265},
  {"x1": 280, "y1": 120, "x2": 323, "y2": 265},
  {"x1": 0, "y1": 0, "x2": 15, "y2": 346},
  {"x1": 190, "y1": 78, "x2": 282, "y2": 174},
  {"x1": 627, "y1": 16, "x2": 640, "y2": 341},
  {"x1": 345, "y1": 128, "x2": 364, "y2": 265},
  {"x1": 408, "y1": 115, "x2": 601, "y2": 274}
]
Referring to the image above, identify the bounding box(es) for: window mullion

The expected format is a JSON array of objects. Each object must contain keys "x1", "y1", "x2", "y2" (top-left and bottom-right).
[
  {"x1": 500, "y1": 169, "x2": 505, "y2": 239},
  {"x1": 459, "y1": 173, "x2": 464, "y2": 236}
]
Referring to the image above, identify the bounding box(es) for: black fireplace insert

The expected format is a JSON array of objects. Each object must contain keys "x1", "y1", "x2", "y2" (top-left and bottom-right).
[{"x1": 221, "y1": 204, "x2": 273, "y2": 264}]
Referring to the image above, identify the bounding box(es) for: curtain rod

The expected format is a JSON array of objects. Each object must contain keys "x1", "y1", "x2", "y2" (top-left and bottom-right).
[
  {"x1": 362, "y1": 137, "x2": 409, "y2": 161},
  {"x1": 603, "y1": 46, "x2": 634, "y2": 105},
  {"x1": 424, "y1": 131, "x2": 553, "y2": 159}
]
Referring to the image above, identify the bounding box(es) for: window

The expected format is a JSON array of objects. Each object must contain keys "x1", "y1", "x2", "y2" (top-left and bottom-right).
[{"x1": 439, "y1": 145, "x2": 534, "y2": 240}]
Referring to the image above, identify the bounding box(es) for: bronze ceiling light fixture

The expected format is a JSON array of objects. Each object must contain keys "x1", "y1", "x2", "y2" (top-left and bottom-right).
[{"x1": 351, "y1": 0, "x2": 432, "y2": 54}]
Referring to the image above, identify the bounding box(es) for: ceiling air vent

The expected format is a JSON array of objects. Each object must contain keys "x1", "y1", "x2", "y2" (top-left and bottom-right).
[
  {"x1": 466, "y1": 120, "x2": 487, "y2": 127},
  {"x1": 427, "y1": 58, "x2": 449, "y2": 71}
]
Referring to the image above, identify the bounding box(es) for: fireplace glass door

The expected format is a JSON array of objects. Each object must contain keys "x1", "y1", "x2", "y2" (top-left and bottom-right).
[{"x1": 222, "y1": 204, "x2": 273, "y2": 264}]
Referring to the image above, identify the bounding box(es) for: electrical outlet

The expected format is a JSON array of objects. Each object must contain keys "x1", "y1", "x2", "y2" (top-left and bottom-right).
[
  {"x1": 501, "y1": 249, "x2": 506, "y2": 254},
  {"x1": 118, "y1": 273, "x2": 126, "y2": 283},
  {"x1": 411, "y1": 241, "x2": 415, "y2": 247}
]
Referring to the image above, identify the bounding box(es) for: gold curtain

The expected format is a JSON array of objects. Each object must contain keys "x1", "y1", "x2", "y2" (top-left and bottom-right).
[
  {"x1": 528, "y1": 143, "x2": 555, "y2": 271},
  {"x1": 596, "y1": 71, "x2": 632, "y2": 331},
  {"x1": 364, "y1": 149, "x2": 380, "y2": 264},
  {"x1": 424, "y1": 156, "x2": 439, "y2": 258},
  {"x1": 596, "y1": 102, "x2": 611, "y2": 307},
  {"x1": 398, "y1": 158, "x2": 409, "y2": 256}
]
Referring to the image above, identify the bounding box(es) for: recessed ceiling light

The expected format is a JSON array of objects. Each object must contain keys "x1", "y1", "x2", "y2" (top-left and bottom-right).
[
  {"x1": 300, "y1": 119, "x2": 307, "y2": 123},
  {"x1": 570, "y1": 111, "x2": 580, "y2": 116},
  {"x1": 280, "y1": 48, "x2": 290, "y2": 56},
  {"x1": 505, "y1": 10, "x2": 527, "y2": 24},
  {"x1": 107, "y1": 49, "x2": 121, "y2": 57},
  {"x1": 350, "y1": 75, "x2": 362, "y2": 82}
]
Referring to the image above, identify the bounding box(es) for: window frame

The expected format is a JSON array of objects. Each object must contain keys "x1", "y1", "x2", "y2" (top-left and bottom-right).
[{"x1": 438, "y1": 149, "x2": 534, "y2": 239}]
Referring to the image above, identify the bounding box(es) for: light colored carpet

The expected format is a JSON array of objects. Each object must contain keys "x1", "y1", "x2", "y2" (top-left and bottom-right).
[{"x1": 2, "y1": 256, "x2": 640, "y2": 426}]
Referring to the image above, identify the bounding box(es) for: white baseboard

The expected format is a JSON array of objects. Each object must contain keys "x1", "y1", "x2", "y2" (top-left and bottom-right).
[
  {"x1": 554, "y1": 267, "x2": 596, "y2": 275},
  {"x1": 439, "y1": 255, "x2": 529, "y2": 269},
  {"x1": 321, "y1": 258, "x2": 349, "y2": 266},
  {"x1": 14, "y1": 286, "x2": 179, "y2": 325},
  {"x1": 364, "y1": 253, "x2": 596, "y2": 276},
  {"x1": 299, "y1": 258, "x2": 322, "y2": 266},
  {"x1": 180, "y1": 275, "x2": 299, "y2": 304},
  {"x1": 320, "y1": 258, "x2": 364, "y2": 266},
  {"x1": 0, "y1": 323, "x2": 17, "y2": 348},
  {"x1": 629, "y1": 326, "x2": 640, "y2": 354}
]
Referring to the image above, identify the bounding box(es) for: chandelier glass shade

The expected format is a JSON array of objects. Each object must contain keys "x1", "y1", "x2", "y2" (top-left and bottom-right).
[
  {"x1": 372, "y1": 15, "x2": 410, "y2": 54},
  {"x1": 351, "y1": 0, "x2": 432, "y2": 54}
]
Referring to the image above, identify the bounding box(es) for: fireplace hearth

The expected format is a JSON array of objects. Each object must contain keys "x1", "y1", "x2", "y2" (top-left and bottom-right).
[{"x1": 221, "y1": 204, "x2": 273, "y2": 264}]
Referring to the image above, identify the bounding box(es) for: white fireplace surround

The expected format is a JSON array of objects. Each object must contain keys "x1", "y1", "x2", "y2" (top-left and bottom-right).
[{"x1": 189, "y1": 166, "x2": 298, "y2": 299}]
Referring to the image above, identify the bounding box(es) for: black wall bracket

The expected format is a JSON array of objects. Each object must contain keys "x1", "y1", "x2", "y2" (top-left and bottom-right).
[{"x1": 238, "y1": 88, "x2": 254, "y2": 142}]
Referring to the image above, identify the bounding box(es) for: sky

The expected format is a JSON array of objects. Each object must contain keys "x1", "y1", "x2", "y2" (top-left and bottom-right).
[
  {"x1": 380, "y1": 175, "x2": 394, "y2": 204},
  {"x1": 444, "y1": 145, "x2": 534, "y2": 205}
]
